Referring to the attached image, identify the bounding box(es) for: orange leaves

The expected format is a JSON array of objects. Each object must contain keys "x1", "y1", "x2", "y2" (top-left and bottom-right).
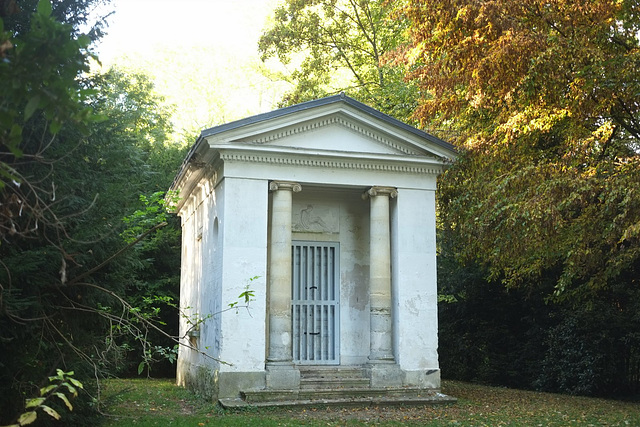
[
  {"x1": 403, "y1": 1, "x2": 539, "y2": 123},
  {"x1": 400, "y1": 0, "x2": 632, "y2": 135}
]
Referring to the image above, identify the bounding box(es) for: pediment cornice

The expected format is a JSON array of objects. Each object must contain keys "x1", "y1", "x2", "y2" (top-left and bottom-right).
[
  {"x1": 217, "y1": 146, "x2": 446, "y2": 176},
  {"x1": 170, "y1": 94, "x2": 457, "y2": 212},
  {"x1": 243, "y1": 115, "x2": 424, "y2": 156}
]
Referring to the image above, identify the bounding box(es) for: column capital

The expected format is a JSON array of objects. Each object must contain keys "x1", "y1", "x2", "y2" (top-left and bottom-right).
[
  {"x1": 269, "y1": 181, "x2": 302, "y2": 193},
  {"x1": 363, "y1": 186, "x2": 398, "y2": 200}
]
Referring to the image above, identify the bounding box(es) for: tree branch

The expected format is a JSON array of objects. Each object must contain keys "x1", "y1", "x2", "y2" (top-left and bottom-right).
[{"x1": 67, "y1": 221, "x2": 167, "y2": 286}]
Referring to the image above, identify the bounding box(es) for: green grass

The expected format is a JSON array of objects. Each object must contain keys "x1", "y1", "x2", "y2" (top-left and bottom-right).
[{"x1": 99, "y1": 378, "x2": 640, "y2": 426}]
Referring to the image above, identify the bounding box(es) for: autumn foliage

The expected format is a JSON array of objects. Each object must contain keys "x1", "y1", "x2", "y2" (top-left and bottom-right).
[
  {"x1": 394, "y1": 0, "x2": 640, "y2": 394},
  {"x1": 401, "y1": 0, "x2": 640, "y2": 299},
  {"x1": 257, "y1": 0, "x2": 640, "y2": 396},
  {"x1": 403, "y1": 1, "x2": 639, "y2": 136}
]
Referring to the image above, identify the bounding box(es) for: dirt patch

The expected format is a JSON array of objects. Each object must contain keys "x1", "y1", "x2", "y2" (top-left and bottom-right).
[{"x1": 178, "y1": 398, "x2": 196, "y2": 415}]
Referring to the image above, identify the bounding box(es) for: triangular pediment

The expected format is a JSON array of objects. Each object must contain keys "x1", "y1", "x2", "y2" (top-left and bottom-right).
[
  {"x1": 199, "y1": 95, "x2": 456, "y2": 161},
  {"x1": 170, "y1": 95, "x2": 457, "y2": 206},
  {"x1": 233, "y1": 114, "x2": 425, "y2": 156}
]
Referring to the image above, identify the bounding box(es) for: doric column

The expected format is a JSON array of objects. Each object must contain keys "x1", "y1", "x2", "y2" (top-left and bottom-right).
[
  {"x1": 364, "y1": 186, "x2": 397, "y2": 363},
  {"x1": 266, "y1": 181, "x2": 301, "y2": 389}
]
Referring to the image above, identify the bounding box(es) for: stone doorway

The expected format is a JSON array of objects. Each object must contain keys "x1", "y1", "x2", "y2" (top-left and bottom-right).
[{"x1": 291, "y1": 241, "x2": 340, "y2": 365}]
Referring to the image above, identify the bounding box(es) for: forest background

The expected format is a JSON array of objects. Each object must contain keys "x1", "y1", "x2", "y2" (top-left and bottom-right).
[{"x1": 1, "y1": 0, "x2": 639, "y2": 425}]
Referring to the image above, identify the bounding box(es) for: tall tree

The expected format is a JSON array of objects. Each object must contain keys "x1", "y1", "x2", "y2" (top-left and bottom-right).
[
  {"x1": 259, "y1": 0, "x2": 417, "y2": 120},
  {"x1": 0, "y1": 0, "x2": 103, "y2": 238},
  {"x1": 402, "y1": 0, "x2": 640, "y2": 300},
  {"x1": 400, "y1": 0, "x2": 640, "y2": 394},
  {"x1": 0, "y1": 1, "x2": 185, "y2": 423}
]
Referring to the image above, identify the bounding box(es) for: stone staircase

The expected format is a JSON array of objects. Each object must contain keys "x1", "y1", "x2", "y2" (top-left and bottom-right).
[
  {"x1": 299, "y1": 365, "x2": 371, "y2": 390},
  {"x1": 218, "y1": 366, "x2": 456, "y2": 408}
]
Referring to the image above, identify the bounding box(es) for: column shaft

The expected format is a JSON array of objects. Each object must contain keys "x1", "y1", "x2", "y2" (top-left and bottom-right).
[
  {"x1": 267, "y1": 181, "x2": 301, "y2": 365},
  {"x1": 366, "y1": 186, "x2": 397, "y2": 363}
]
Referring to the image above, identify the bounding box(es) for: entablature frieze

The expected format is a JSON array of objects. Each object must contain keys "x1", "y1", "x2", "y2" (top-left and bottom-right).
[{"x1": 217, "y1": 148, "x2": 445, "y2": 176}]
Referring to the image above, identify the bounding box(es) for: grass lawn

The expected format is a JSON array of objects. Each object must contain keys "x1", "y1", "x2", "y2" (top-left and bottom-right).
[{"x1": 99, "y1": 378, "x2": 640, "y2": 426}]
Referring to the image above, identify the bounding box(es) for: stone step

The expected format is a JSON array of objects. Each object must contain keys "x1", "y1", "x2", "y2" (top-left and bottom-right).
[
  {"x1": 297, "y1": 366, "x2": 370, "y2": 389},
  {"x1": 298, "y1": 365, "x2": 368, "y2": 379},
  {"x1": 241, "y1": 387, "x2": 439, "y2": 403},
  {"x1": 220, "y1": 388, "x2": 457, "y2": 409},
  {"x1": 300, "y1": 377, "x2": 371, "y2": 390}
]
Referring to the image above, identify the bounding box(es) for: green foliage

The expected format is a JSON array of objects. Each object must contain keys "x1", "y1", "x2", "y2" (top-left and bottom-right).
[
  {"x1": 398, "y1": 0, "x2": 640, "y2": 396},
  {"x1": 534, "y1": 291, "x2": 640, "y2": 396},
  {"x1": 137, "y1": 345, "x2": 178, "y2": 376},
  {"x1": 0, "y1": 3, "x2": 185, "y2": 422},
  {"x1": 437, "y1": 252, "x2": 551, "y2": 389},
  {"x1": 5, "y1": 369, "x2": 83, "y2": 427},
  {"x1": 121, "y1": 191, "x2": 179, "y2": 245},
  {"x1": 259, "y1": 0, "x2": 418, "y2": 121},
  {"x1": 227, "y1": 277, "x2": 258, "y2": 312},
  {"x1": 437, "y1": 203, "x2": 640, "y2": 396},
  {"x1": 0, "y1": 0, "x2": 98, "y2": 190}
]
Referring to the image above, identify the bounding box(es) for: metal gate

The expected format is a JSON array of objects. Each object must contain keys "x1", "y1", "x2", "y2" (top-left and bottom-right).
[{"x1": 291, "y1": 241, "x2": 340, "y2": 364}]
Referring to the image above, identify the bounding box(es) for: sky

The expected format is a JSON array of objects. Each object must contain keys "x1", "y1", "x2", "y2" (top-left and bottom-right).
[
  {"x1": 92, "y1": 0, "x2": 286, "y2": 136},
  {"x1": 95, "y1": 0, "x2": 278, "y2": 63}
]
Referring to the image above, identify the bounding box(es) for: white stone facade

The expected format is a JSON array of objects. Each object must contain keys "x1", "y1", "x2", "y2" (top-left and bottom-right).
[{"x1": 170, "y1": 95, "x2": 456, "y2": 399}]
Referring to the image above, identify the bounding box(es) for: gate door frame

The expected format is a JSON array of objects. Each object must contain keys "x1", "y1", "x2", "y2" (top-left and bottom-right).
[{"x1": 291, "y1": 241, "x2": 340, "y2": 365}]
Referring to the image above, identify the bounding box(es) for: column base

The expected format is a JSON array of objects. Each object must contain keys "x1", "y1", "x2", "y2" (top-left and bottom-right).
[
  {"x1": 265, "y1": 362, "x2": 300, "y2": 390},
  {"x1": 366, "y1": 362, "x2": 404, "y2": 388},
  {"x1": 367, "y1": 351, "x2": 395, "y2": 363}
]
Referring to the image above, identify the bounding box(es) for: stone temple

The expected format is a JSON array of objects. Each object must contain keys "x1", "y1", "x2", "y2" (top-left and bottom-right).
[{"x1": 169, "y1": 94, "x2": 457, "y2": 406}]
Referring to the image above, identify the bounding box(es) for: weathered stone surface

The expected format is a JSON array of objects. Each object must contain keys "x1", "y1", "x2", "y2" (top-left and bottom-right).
[
  {"x1": 265, "y1": 364, "x2": 301, "y2": 390},
  {"x1": 170, "y1": 95, "x2": 456, "y2": 401},
  {"x1": 220, "y1": 386, "x2": 457, "y2": 409},
  {"x1": 367, "y1": 362, "x2": 404, "y2": 388},
  {"x1": 217, "y1": 371, "x2": 266, "y2": 399}
]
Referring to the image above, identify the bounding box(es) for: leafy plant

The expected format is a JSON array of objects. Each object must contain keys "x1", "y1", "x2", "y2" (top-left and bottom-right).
[
  {"x1": 122, "y1": 191, "x2": 180, "y2": 245},
  {"x1": 227, "y1": 276, "x2": 258, "y2": 313},
  {"x1": 0, "y1": 4, "x2": 187, "y2": 423},
  {"x1": 3, "y1": 369, "x2": 83, "y2": 427},
  {"x1": 132, "y1": 277, "x2": 260, "y2": 376}
]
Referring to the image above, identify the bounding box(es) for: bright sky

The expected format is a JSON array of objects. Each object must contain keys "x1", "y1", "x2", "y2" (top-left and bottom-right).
[
  {"x1": 93, "y1": 0, "x2": 287, "y2": 136},
  {"x1": 96, "y1": 0, "x2": 278, "y2": 62}
]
